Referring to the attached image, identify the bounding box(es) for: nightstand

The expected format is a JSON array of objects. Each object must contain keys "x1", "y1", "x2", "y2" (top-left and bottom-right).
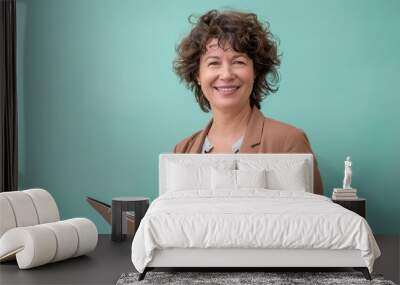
[
  {"x1": 332, "y1": 198, "x2": 366, "y2": 218},
  {"x1": 111, "y1": 197, "x2": 149, "y2": 242}
]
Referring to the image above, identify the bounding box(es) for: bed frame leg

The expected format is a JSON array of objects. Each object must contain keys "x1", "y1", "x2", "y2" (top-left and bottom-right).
[
  {"x1": 138, "y1": 268, "x2": 148, "y2": 281},
  {"x1": 354, "y1": 267, "x2": 371, "y2": 280}
]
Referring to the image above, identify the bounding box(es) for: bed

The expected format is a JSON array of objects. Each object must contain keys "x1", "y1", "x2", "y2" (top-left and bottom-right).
[{"x1": 131, "y1": 154, "x2": 380, "y2": 280}]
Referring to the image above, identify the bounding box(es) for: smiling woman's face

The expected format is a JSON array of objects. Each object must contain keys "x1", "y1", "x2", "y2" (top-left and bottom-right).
[{"x1": 197, "y1": 38, "x2": 255, "y2": 112}]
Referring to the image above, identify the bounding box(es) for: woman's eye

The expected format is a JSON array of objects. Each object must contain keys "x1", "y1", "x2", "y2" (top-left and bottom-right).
[
  {"x1": 234, "y1": 61, "x2": 245, "y2": 65},
  {"x1": 208, "y1": 62, "x2": 218, "y2": 66}
]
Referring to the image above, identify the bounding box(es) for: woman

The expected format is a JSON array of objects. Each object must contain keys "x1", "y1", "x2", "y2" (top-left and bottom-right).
[{"x1": 173, "y1": 9, "x2": 323, "y2": 195}]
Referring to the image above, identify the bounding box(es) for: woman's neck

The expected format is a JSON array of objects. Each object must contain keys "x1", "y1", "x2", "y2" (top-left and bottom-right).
[{"x1": 208, "y1": 104, "x2": 252, "y2": 140}]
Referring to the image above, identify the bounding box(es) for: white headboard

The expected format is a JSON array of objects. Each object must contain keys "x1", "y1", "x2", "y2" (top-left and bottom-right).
[{"x1": 159, "y1": 153, "x2": 314, "y2": 195}]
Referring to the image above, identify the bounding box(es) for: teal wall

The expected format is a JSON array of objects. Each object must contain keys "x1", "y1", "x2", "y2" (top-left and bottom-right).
[{"x1": 16, "y1": 0, "x2": 400, "y2": 234}]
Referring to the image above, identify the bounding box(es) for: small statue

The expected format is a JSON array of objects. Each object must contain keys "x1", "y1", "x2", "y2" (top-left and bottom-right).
[{"x1": 342, "y1": 156, "x2": 352, "y2": 189}]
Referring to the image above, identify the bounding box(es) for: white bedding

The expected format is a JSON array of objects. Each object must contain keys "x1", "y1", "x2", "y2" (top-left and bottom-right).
[{"x1": 131, "y1": 189, "x2": 380, "y2": 273}]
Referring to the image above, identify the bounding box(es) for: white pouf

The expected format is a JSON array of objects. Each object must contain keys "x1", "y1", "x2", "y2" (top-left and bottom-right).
[{"x1": 0, "y1": 189, "x2": 98, "y2": 269}]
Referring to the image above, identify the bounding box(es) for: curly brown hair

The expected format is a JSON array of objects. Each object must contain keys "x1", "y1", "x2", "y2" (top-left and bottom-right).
[{"x1": 173, "y1": 9, "x2": 281, "y2": 112}]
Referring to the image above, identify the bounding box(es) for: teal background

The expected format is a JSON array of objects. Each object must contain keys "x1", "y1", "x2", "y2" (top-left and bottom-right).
[{"x1": 16, "y1": 0, "x2": 400, "y2": 234}]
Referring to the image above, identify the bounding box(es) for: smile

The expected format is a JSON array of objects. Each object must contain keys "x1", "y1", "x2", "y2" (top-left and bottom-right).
[{"x1": 214, "y1": 86, "x2": 240, "y2": 95}]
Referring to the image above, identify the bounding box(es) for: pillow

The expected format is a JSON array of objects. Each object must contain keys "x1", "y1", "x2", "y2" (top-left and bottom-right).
[
  {"x1": 211, "y1": 168, "x2": 267, "y2": 190},
  {"x1": 236, "y1": 169, "x2": 267, "y2": 189},
  {"x1": 238, "y1": 159, "x2": 308, "y2": 191},
  {"x1": 167, "y1": 160, "x2": 235, "y2": 191},
  {"x1": 167, "y1": 163, "x2": 209, "y2": 191},
  {"x1": 266, "y1": 166, "x2": 307, "y2": 191},
  {"x1": 211, "y1": 168, "x2": 236, "y2": 190}
]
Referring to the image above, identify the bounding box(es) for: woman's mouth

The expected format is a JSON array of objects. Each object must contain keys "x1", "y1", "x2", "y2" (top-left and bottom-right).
[{"x1": 214, "y1": 86, "x2": 240, "y2": 95}]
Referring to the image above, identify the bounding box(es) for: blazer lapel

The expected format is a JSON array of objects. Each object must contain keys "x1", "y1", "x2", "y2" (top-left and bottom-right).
[
  {"x1": 239, "y1": 107, "x2": 265, "y2": 153},
  {"x1": 190, "y1": 107, "x2": 264, "y2": 154},
  {"x1": 189, "y1": 119, "x2": 213, "y2": 153}
]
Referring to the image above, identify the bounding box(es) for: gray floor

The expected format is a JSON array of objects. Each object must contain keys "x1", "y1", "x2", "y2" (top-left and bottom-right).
[
  {"x1": 0, "y1": 235, "x2": 398, "y2": 285},
  {"x1": 0, "y1": 235, "x2": 134, "y2": 285},
  {"x1": 375, "y1": 235, "x2": 400, "y2": 284}
]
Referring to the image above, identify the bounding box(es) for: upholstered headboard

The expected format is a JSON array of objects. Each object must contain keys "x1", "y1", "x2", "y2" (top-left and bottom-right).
[{"x1": 159, "y1": 154, "x2": 314, "y2": 195}]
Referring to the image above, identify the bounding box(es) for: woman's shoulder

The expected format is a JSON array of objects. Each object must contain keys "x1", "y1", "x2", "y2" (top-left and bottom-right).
[
  {"x1": 173, "y1": 130, "x2": 203, "y2": 153},
  {"x1": 260, "y1": 115, "x2": 311, "y2": 152},
  {"x1": 263, "y1": 116, "x2": 305, "y2": 137}
]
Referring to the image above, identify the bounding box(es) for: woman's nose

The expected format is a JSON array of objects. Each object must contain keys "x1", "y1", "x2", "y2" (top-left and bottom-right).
[{"x1": 219, "y1": 63, "x2": 235, "y2": 80}]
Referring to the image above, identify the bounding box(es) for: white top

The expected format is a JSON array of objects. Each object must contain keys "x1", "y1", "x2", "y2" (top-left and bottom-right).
[{"x1": 201, "y1": 136, "x2": 244, "y2": 154}]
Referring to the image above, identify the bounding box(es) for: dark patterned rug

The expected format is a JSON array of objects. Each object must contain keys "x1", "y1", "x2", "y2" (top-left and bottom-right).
[{"x1": 116, "y1": 271, "x2": 396, "y2": 285}]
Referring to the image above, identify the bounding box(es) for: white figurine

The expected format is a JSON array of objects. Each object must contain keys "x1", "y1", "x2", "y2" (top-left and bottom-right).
[{"x1": 342, "y1": 156, "x2": 352, "y2": 189}]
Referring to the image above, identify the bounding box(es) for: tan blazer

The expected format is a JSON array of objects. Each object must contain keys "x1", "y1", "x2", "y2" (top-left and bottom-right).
[{"x1": 173, "y1": 107, "x2": 324, "y2": 195}]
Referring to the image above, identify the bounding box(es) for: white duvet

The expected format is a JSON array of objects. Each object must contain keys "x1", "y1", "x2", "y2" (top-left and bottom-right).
[{"x1": 131, "y1": 189, "x2": 380, "y2": 273}]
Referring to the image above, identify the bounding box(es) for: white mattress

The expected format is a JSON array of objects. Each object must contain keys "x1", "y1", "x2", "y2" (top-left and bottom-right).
[{"x1": 131, "y1": 189, "x2": 380, "y2": 273}]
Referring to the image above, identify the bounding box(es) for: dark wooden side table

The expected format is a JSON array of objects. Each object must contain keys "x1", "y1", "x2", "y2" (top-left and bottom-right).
[
  {"x1": 332, "y1": 198, "x2": 366, "y2": 218},
  {"x1": 112, "y1": 197, "x2": 149, "y2": 242}
]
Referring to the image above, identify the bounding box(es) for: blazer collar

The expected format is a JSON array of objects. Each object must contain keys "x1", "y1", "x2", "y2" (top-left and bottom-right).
[
  {"x1": 191, "y1": 120, "x2": 213, "y2": 154},
  {"x1": 191, "y1": 106, "x2": 264, "y2": 154},
  {"x1": 239, "y1": 107, "x2": 264, "y2": 153}
]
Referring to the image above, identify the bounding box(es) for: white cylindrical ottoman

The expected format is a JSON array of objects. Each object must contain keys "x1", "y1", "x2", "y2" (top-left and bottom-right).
[{"x1": 0, "y1": 218, "x2": 98, "y2": 269}]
